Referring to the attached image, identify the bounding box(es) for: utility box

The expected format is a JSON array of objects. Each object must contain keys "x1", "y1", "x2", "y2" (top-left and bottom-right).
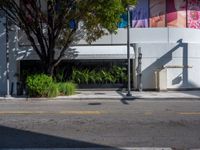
[{"x1": 155, "y1": 68, "x2": 167, "y2": 91}]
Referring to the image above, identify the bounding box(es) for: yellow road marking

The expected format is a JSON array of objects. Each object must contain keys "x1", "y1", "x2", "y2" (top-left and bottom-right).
[
  {"x1": 144, "y1": 112, "x2": 153, "y2": 115},
  {"x1": 59, "y1": 111, "x2": 102, "y2": 115},
  {"x1": 0, "y1": 111, "x2": 102, "y2": 115},
  {"x1": 0, "y1": 111, "x2": 45, "y2": 114},
  {"x1": 178, "y1": 112, "x2": 200, "y2": 115}
]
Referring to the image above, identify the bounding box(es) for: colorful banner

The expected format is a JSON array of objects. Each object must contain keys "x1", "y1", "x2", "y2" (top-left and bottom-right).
[
  {"x1": 118, "y1": 13, "x2": 128, "y2": 28},
  {"x1": 131, "y1": 0, "x2": 148, "y2": 28},
  {"x1": 123, "y1": 0, "x2": 200, "y2": 29},
  {"x1": 149, "y1": 0, "x2": 166, "y2": 27},
  {"x1": 188, "y1": 0, "x2": 200, "y2": 29},
  {"x1": 167, "y1": 0, "x2": 186, "y2": 28}
]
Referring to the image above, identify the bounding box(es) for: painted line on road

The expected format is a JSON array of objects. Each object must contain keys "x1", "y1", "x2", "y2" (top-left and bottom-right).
[
  {"x1": 3, "y1": 110, "x2": 200, "y2": 116},
  {"x1": 144, "y1": 112, "x2": 153, "y2": 116},
  {"x1": 0, "y1": 111, "x2": 45, "y2": 114},
  {"x1": 0, "y1": 110, "x2": 103, "y2": 115},
  {"x1": 178, "y1": 112, "x2": 200, "y2": 115},
  {"x1": 59, "y1": 111, "x2": 102, "y2": 115}
]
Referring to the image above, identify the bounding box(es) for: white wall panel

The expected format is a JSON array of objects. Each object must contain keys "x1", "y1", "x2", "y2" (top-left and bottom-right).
[{"x1": 0, "y1": 17, "x2": 6, "y2": 95}]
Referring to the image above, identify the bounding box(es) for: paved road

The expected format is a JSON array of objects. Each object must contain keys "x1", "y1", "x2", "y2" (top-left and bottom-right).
[{"x1": 0, "y1": 99, "x2": 200, "y2": 149}]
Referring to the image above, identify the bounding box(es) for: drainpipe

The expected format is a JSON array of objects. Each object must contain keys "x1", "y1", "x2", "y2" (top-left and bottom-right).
[
  {"x1": 133, "y1": 43, "x2": 137, "y2": 90},
  {"x1": 138, "y1": 47, "x2": 143, "y2": 92}
]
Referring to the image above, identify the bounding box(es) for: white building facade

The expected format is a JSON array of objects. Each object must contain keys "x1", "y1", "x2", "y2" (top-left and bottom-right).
[{"x1": 1, "y1": 0, "x2": 200, "y2": 95}]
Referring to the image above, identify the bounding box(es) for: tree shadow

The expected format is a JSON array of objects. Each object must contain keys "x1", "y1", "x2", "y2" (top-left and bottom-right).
[
  {"x1": 115, "y1": 91, "x2": 136, "y2": 105},
  {"x1": 0, "y1": 125, "x2": 120, "y2": 149}
]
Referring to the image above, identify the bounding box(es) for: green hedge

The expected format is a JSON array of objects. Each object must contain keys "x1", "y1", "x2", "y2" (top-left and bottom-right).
[
  {"x1": 26, "y1": 74, "x2": 76, "y2": 97},
  {"x1": 26, "y1": 74, "x2": 56, "y2": 97},
  {"x1": 72, "y1": 66, "x2": 127, "y2": 84},
  {"x1": 58, "y1": 82, "x2": 76, "y2": 96}
]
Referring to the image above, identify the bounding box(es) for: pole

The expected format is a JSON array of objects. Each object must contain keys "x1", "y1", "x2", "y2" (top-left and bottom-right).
[
  {"x1": 5, "y1": 15, "x2": 11, "y2": 98},
  {"x1": 127, "y1": 5, "x2": 132, "y2": 96},
  {"x1": 138, "y1": 47, "x2": 143, "y2": 92}
]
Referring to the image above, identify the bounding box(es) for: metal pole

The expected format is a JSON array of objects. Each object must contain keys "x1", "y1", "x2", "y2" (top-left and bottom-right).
[
  {"x1": 127, "y1": 5, "x2": 132, "y2": 96},
  {"x1": 138, "y1": 47, "x2": 143, "y2": 92},
  {"x1": 5, "y1": 15, "x2": 11, "y2": 98}
]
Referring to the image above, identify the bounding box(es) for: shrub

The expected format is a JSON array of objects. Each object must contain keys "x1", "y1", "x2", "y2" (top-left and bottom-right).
[
  {"x1": 26, "y1": 74, "x2": 59, "y2": 97},
  {"x1": 89, "y1": 70, "x2": 97, "y2": 83},
  {"x1": 58, "y1": 82, "x2": 76, "y2": 96},
  {"x1": 82, "y1": 69, "x2": 90, "y2": 84},
  {"x1": 99, "y1": 70, "x2": 116, "y2": 84},
  {"x1": 95, "y1": 71, "x2": 103, "y2": 83},
  {"x1": 112, "y1": 66, "x2": 127, "y2": 83},
  {"x1": 65, "y1": 82, "x2": 76, "y2": 96},
  {"x1": 72, "y1": 69, "x2": 82, "y2": 84},
  {"x1": 58, "y1": 83, "x2": 66, "y2": 95},
  {"x1": 54, "y1": 71, "x2": 65, "y2": 82},
  {"x1": 71, "y1": 66, "x2": 128, "y2": 84},
  {"x1": 47, "y1": 83, "x2": 59, "y2": 97}
]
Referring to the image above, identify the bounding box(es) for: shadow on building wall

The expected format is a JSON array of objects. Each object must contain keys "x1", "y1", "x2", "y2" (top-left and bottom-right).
[{"x1": 141, "y1": 39, "x2": 198, "y2": 91}]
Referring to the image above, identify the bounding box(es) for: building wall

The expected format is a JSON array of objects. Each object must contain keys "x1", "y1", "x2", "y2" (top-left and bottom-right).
[
  {"x1": 136, "y1": 43, "x2": 200, "y2": 90},
  {"x1": 0, "y1": 16, "x2": 20, "y2": 96},
  {"x1": 109, "y1": 28, "x2": 200, "y2": 90},
  {"x1": 79, "y1": 28, "x2": 200, "y2": 90},
  {"x1": 0, "y1": 17, "x2": 6, "y2": 95},
  {"x1": 1, "y1": 26, "x2": 200, "y2": 95},
  {"x1": 1, "y1": 0, "x2": 200, "y2": 95}
]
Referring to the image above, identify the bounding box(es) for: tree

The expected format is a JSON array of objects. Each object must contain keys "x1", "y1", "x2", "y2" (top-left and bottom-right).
[{"x1": 0, "y1": 0, "x2": 136, "y2": 75}]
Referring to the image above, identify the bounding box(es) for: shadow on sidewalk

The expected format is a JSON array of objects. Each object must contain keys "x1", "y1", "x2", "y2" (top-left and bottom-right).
[
  {"x1": 0, "y1": 125, "x2": 121, "y2": 149},
  {"x1": 180, "y1": 90, "x2": 200, "y2": 98},
  {"x1": 116, "y1": 91, "x2": 136, "y2": 105}
]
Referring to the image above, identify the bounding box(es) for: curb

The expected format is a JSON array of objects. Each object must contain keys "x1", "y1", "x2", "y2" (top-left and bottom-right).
[{"x1": 1, "y1": 96, "x2": 200, "y2": 101}]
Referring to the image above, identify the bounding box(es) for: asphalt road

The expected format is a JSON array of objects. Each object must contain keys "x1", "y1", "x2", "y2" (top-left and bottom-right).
[{"x1": 0, "y1": 99, "x2": 200, "y2": 149}]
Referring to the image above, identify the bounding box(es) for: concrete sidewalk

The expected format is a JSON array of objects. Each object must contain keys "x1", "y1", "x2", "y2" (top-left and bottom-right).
[
  {"x1": 0, "y1": 90, "x2": 200, "y2": 101},
  {"x1": 57, "y1": 90, "x2": 200, "y2": 100}
]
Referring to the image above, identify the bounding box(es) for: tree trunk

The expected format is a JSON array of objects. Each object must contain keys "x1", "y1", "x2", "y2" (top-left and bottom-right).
[{"x1": 44, "y1": 62, "x2": 55, "y2": 76}]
